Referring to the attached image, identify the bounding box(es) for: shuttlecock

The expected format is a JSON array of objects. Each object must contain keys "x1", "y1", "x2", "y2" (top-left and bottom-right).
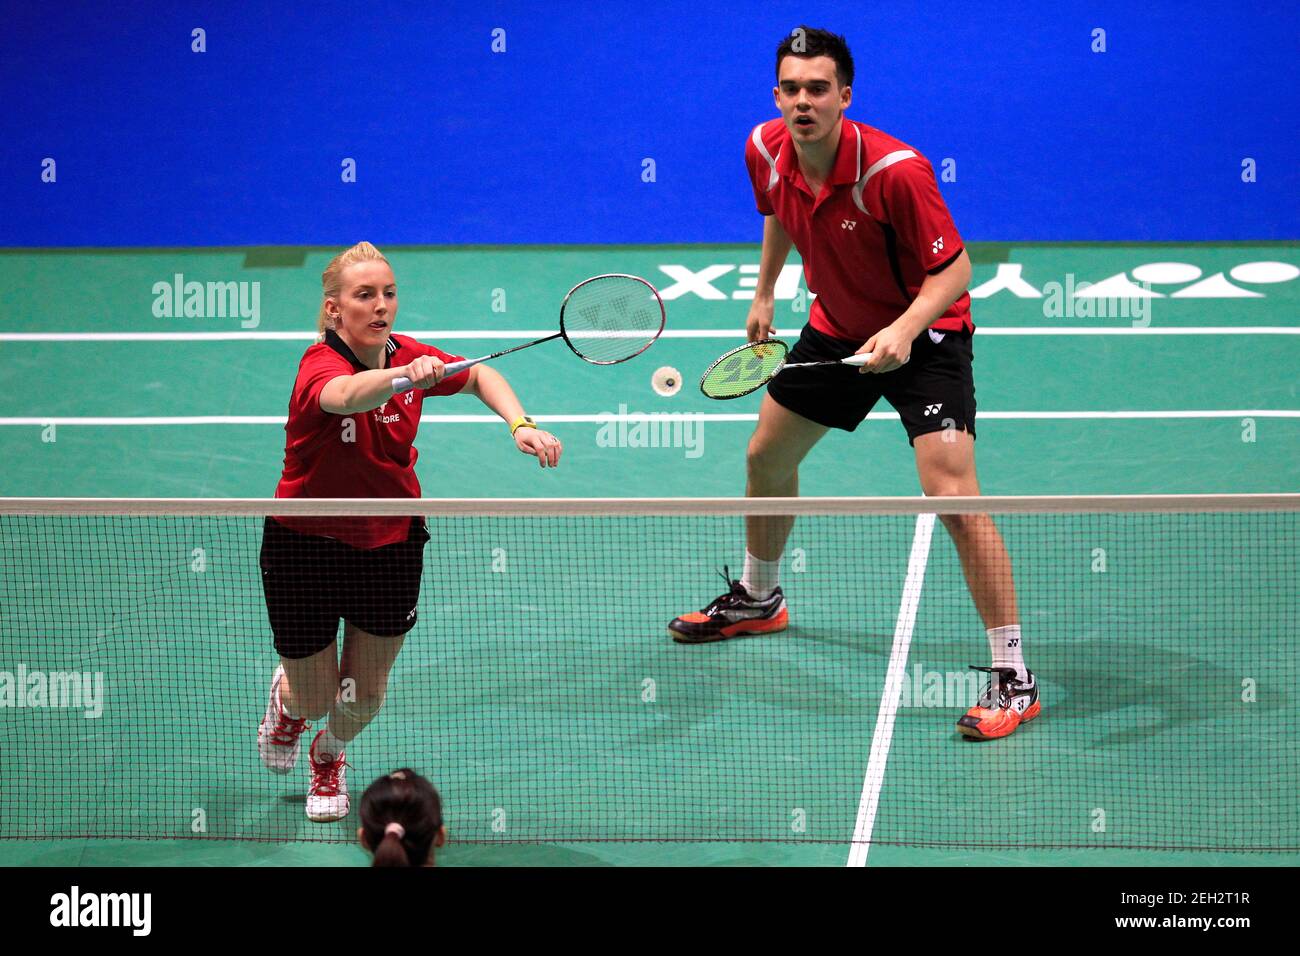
[{"x1": 652, "y1": 366, "x2": 682, "y2": 397}]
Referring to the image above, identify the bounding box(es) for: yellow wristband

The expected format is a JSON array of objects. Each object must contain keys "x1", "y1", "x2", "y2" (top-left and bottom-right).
[{"x1": 510, "y1": 415, "x2": 536, "y2": 436}]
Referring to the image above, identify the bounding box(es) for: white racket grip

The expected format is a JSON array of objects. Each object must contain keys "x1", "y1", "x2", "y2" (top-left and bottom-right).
[
  {"x1": 391, "y1": 357, "x2": 478, "y2": 393},
  {"x1": 840, "y1": 352, "x2": 910, "y2": 368}
]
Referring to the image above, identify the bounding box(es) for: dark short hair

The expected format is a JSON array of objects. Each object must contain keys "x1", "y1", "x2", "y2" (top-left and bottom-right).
[{"x1": 775, "y1": 26, "x2": 854, "y2": 88}]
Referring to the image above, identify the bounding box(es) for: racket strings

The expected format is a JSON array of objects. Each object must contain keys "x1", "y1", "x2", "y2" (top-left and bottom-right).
[
  {"x1": 561, "y1": 276, "x2": 664, "y2": 363},
  {"x1": 699, "y1": 340, "x2": 789, "y2": 399}
]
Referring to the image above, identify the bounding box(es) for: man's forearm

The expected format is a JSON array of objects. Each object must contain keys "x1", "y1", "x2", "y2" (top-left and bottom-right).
[
  {"x1": 891, "y1": 250, "x2": 972, "y2": 339},
  {"x1": 753, "y1": 215, "x2": 794, "y2": 299}
]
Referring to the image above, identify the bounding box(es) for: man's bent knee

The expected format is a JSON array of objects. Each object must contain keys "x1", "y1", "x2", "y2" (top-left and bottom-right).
[
  {"x1": 938, "y1": 511, "x2": 984, "y2": 540},
  {"x1": 747, "y1": 436, "x2": 798, "y2": 487}
]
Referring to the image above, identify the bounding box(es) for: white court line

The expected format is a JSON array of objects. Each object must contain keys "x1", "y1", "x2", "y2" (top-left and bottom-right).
[
  {"x1": 0, "y1": 326, "x2": 1298, "y2": 342},
  {"x1": 847, "y1": 512, "x2": 936, "y2": 867},
  {"x1": 2, "y1": 410, "x2": 1298, "y2": 426}
]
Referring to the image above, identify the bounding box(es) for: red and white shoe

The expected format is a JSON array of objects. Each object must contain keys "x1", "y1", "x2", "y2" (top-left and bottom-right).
[
  {"x1": 306, "y1": 731, "x2": 350, "y2": 823},
  {"x1": 257, "y1": 665, "x2": 311, "y2": 774}
]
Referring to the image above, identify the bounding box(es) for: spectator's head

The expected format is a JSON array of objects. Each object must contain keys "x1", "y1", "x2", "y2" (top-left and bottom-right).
[{"x1": 357, "y1": 768, "x2": 445, "y2": 867}]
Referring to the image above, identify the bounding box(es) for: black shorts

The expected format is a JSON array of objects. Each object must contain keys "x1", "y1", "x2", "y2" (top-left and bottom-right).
[
  {"x1": 259, "y1": 517, "x2": 430, "y2": 660},
  {"x1": 766, "y1": 324, "x2": 977, "y2": 444}
]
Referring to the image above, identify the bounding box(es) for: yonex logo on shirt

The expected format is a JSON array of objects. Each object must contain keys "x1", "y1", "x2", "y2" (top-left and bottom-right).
[
  {"x1": 841, "y1": 219, "x2": 857, "y2": 230},
  {"x1": 923, "y1": 403, "x2": 943, "y2": 416},
  {"x1": 932, "y1": 236, "x2": 945, "y2": 254}
]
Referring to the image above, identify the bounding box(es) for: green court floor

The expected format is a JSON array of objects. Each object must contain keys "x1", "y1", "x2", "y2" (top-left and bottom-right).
[{"x1": 0, "y1": 243, "x2": 1296, "y2": 867}]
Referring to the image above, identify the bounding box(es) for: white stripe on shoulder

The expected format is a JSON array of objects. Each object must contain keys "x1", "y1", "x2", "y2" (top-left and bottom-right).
[
  {"x1": 853, "y1": 123, "x2": 862, "y2": 182},
  {"x1": 851, "y1": 148, "x2": 918, "y2": 215},
  {"x1": 750, "y1": 124, "x2": 782, "y2": 191}
]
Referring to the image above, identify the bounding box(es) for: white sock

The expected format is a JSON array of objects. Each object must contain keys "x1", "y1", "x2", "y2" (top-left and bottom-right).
[
  {"x1": 739, "y1": 551, "x2": 781, "y2": 601},
  {"x1": 314, "y1": 726, "x2": 348, "y2": 763},
  {"x1": 987, "y1": 625, "x2": 1028, "y2": 683}
]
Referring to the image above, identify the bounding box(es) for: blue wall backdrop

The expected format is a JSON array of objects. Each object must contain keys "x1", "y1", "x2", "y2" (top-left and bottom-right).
[{"x1": 3, "y1": 1, "x2": 1296, "y2": 246}]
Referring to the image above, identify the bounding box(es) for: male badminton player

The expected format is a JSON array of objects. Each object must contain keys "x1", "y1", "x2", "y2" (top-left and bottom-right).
[
  {"x1": 258, "y1": 241, "x2": 563, "y2": 822},
  {"x1": 668, "y1": 28, "x2": 1038, "y2": 740}
]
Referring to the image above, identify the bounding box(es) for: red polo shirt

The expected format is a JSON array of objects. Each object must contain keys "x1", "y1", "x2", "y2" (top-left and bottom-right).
[
  {"x1": 273, "y1": 330, "x2": 470, "y2": 549},
  {"x1": 745, "y1": 117, "x2": 972, "y2": 341}
]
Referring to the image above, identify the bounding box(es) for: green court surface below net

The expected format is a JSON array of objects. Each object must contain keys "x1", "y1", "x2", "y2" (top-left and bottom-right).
[{"x1": 1, "y1": 498, "x2": 1296, "y2": 866}]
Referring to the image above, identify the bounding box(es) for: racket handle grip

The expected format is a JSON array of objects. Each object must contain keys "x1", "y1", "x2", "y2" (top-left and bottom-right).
[
  {"x1": 840, "y1": 352, "x2": 910, "y2": 368},
  {"x1": 443, "y1": 358, "x2": 476, "y2": 376},
  {"x1": 391, "y1": 358, "x2": 478, "y2": 394}
]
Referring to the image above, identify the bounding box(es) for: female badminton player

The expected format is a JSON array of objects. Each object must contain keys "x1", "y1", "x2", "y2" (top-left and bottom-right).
[{"x1": 257, "y1": 241, "x2": 563, "y2": 822}]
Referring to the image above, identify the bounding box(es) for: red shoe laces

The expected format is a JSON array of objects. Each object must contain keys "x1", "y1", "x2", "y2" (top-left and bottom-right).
[
  {"x1": 310, "y1": 752, "x2": 348, "y2": 797},
  {"x1": 270, "y1": 712, "x2": 310, "y2": 746}
]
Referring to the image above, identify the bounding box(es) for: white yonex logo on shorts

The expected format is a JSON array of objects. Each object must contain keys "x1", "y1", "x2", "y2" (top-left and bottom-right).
[
  {"x1": 924, "y1": 403, "x2": 943, "y2": 416},
  {"x1": 841, "y1": 219, "x2": 857, "y2": 230}
]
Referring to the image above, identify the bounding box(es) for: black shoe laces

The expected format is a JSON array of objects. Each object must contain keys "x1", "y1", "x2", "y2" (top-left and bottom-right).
[
  {"x1": 701, "y1": 566, "x2": 753, "y2": 615},
  {"x1": 969, "y1": 665, "x2": 1024, "y2": 709}
]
